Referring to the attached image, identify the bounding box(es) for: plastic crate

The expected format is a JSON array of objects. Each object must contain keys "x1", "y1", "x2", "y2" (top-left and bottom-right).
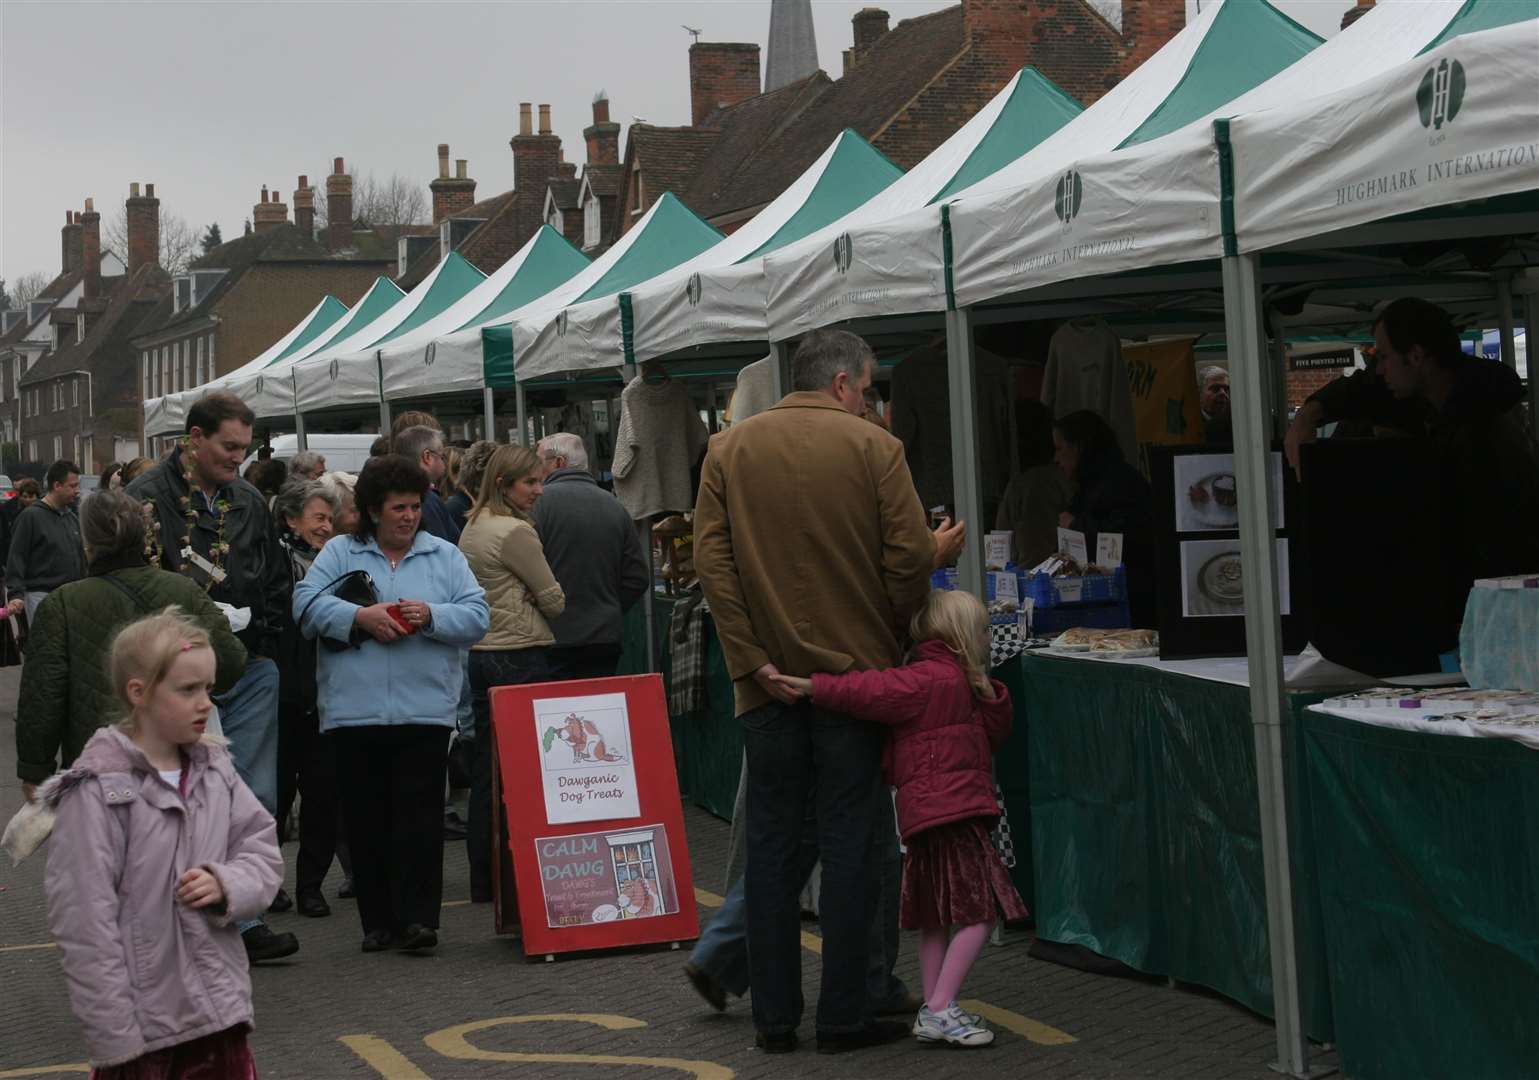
[
  {"x1": 1030, "y1": 597, "x2": 1132, "y2": 637},
  {"x1": 1023, "y1": 566, "x2": 1125, "y2": 609}
]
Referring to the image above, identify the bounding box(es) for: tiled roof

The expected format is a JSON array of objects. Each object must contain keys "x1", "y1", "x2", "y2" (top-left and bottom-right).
[
  {"x1": 0, "y1": 268, "x2": 83, "y2": 347},
  {"x1": 21, "y1": 264, "x2": 168, "y2": 386},
  {"x1": 397, "y1": 190, "x2": 519, "y2": 288},
  {"x1": 582, "y1": 163, "x2": 623, "y2": 200},
  {"x1": 547, "y1": 178, "x2": 582, "y2": 211},
  {"x1": 625, "y1": 126, "x2": 721, "y2": 206}
]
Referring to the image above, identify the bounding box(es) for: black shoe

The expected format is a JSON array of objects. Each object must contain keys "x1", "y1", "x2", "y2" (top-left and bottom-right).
[
  {"x1": 241, "y1": 924, "x2": 300, "y2": 963},
  {"x1": 816, "y1": 1021, "x2": 909, "y2": 1055},
  {"x1": 684, "y1": 962, "x2": 727, "y2": 1012},
  {"x1": 755, "y1": 1031, "x2": 798, "y2": 1054},
  {"x1": 267, "y1": 887, "x2": 293, "y2": 914},
  {"x1": 397, "y1": 923, "x2": 438, "y2": 952},
  {"x1": 875, "y1": 991, "x2": 926, "y2": 1017},
  {"x1": 361, "y1": 929, "x2": 395, "y2": 953},
  {"x1": 295, "y1": 889, "x2": 331, "y2": 918},
  {"x1": 338, "y1": 878, "x2": 356, "y2": 899}
]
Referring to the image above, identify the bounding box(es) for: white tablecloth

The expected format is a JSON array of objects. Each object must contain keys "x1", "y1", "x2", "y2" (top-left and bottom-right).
[
  {"x1": 1308, "y1": 703, "x2": 1539, "y2": 753},
  {"x1": 1034, "y1": 646, "x2": 1379, "y2": 692}
]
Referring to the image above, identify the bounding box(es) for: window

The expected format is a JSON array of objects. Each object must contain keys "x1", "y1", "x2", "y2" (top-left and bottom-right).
[
  {"x1": 76, "y1": 314, "x2": 86, "y2": 343},
  {"x1": 547, "y1": 202, "x2": 562, "y2": 231},
  {"x1": 161, "y1": 347, "x2": 170, "y2": 396},
  {"x1": 72, "y1": 379, "x2": 79, "y2": 407},
  {"x1": 181, "y1": 340, "x2": 191, "y2": 389},
  {"x1": 196, "y1": 336, "x2": 205, "y2": 385},
  {"x1": 26, "y1": 439, "x2": 37, "y2": 462},
  {"x1": 584, "y1": 194, "x2": 601, "y2": 249},
  {"x1": 631, "y1": 161, "x2": 643, "y2": 214},
  {"x1": 52, "y1": 435, "x2": 62, "y2": 460},
  {"x1": 208, "y1": 333, "x2": 216, "y2": 374},
  {"x1": 142, "y1": 350, "x2": 151, "y2": 400}
]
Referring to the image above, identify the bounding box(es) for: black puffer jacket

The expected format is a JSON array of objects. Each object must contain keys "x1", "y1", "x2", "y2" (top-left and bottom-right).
[
  {"x1": 276, "y1": 530, "x2": 320, "y2": 714},
  {"x1": 126, "y1": 447, "x2": 287, "y2": 659}
]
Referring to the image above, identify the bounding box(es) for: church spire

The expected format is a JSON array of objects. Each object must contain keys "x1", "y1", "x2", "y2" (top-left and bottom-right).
[{"x1": 765, "y1": 0, "x2": 818, "y2": 92}]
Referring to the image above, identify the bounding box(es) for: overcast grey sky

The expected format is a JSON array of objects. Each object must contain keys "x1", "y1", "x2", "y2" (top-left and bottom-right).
[{"x1": 1, "y1": 1, "x2": 1345, "y2": 285}]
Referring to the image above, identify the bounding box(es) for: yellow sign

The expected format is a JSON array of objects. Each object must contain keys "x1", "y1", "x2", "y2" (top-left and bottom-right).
[{"x1": 1123, "y1": 339, "x2": 1202, "y2": 472}]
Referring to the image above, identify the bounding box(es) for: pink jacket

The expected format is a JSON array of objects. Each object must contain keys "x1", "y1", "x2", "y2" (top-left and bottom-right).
[
  {"x1": 812, "y1": 640, "x2": 1012, "y2": 841},
  {"x1": 41, "y1": 727, "x2": 282, "y2": 1067}
]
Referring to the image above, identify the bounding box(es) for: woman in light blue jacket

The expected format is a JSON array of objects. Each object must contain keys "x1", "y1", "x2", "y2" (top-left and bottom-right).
[{"x1": 293, "y1": 454, "x2": 488, "y2": 954}]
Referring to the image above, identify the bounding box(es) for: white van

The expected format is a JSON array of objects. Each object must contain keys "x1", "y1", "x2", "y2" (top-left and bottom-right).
[{"x1": 245, "y1": 433, "x2": 378, "y2": 475}]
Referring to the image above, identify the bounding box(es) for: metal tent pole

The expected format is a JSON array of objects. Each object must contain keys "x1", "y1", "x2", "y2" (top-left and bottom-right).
[
  {"x1": 514, "y1": 383, "x2": 528, "y2": 447},
  {"x1": 769, "y1": 340, "x2": 792, "y2": 401},
  {"x1": 376, "y1": 352, "x2": 390, "y2": 434},
  {"x1": 1496, "y1": 274, "x2": 1518, "y2": 371},
  {"x1": 641, "y1": 519, "x2": 657, "y2": 673},
  {"x1": 705, "y1": 382, "x2": 719, "y2": 434},
  {"x1": 482, "y1": 386, "x2": 495, "y2": 442},
  {"x1": 945, "y1": 307, "x2": 984, "y2": 597},
  {"x1": 1221, "y1": 251, "x2": 1309, "y2": 1079},
  {"x1": 292, "y1": 370, "x2": 308, "y2": 451},
  {"x1": 1523, "y1": 294, "x2": 1538, "y2": 452},
  {"x1": 1268, "y1": 312, "x2": 1288, "y2": 440}
]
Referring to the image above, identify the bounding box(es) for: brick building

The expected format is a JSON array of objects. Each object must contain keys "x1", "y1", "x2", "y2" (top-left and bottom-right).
[{"x1": 618, "y1": 0, "x2": 1184, "y2": 239}]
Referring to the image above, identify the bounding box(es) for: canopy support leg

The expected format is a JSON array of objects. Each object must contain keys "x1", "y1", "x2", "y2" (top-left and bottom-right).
[
  {"x1": 1268, "y1": 310, "x2": 1288, "y2": 441},
  {"x1": 515, "y1": 383, "x2": 528, "y2": 448},
  {"x1": 769, "y1": 340, "x2": 792, "y2": 402},
  {"x1": 376, "y1": 352, "x2": 390, "y2": 435},
  {"x1": 292, "y1": 369, "x2": 307, "y2": 451},
  {"x1": 1523, "y1": 295, "x2": 1537, "y2": 452},
  {"x1": 640, "y1": 519, "x2": 657, "y2": 673},
  {"x1": 705, "y1": 382, "x2": 719, "y2": 435},
  {"x1": 482, "y1": 387, "x2": 495, "y2": 443},
  {"x1": 1496, "y1": 274, "x2": 1517, "y2": 371},
  {"x1": 945, "y1": 307, "x2": 983, "y2": 597},
  {"x1": 1222, "y1": 252, "x2": 1310, "y2": 1080}
]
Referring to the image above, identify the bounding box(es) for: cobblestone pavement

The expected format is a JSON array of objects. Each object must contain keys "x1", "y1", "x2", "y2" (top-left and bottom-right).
[{"x1": 0, "y1": 667, "x2": 1334, "y2": 1079}]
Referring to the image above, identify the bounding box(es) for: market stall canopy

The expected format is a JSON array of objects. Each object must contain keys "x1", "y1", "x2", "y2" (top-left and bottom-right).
[
  {"x1": 143, "y1": 293, "x2": 349, "y2": 437},
  {"x1": 284, "y1": 252, "x2": 486, "y2": 416},
  {"x1": 373, "y1": 226, "x2": 589, "y2": 403},
  {"x1": 948, "y1": 0, "x2": 1532, "y2": 310},
  {"x1": 408, "y1": 192, "x2": 720, "y2": 396},
  {"x1": 764, "y1": 0, "x2": 1322, "y2": 336},
  {"x1": 518, "y1": 128, "x2": 905, "y2": 381}
]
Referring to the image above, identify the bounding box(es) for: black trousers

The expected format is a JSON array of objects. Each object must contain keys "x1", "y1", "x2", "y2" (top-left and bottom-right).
[
  {"x1": 546, "y1": 644, "x2": 621, "y2": 682},
  {"x1": 467, "y1": 648, "x2": 550, "y2": 901},
  {"x1": 276, "y1": 706, "x2": 346, "y2": 893},
  {"x1": 333, "y1": 724, "x2": 449, "y2": 935}
]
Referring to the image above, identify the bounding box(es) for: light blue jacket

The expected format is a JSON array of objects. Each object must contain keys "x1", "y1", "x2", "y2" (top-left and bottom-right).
[{"x1": 293, "y1": 530, "x2": 489, "y2": 732}]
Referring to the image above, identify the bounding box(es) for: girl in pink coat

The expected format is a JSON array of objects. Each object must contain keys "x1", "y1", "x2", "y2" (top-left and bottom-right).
[
  {"x1": 774, "y1": 589, "x2": 1026, "y2": 1048},
  {"x1": 33, "y1": 610, "x2": 283, "y2": 1077}
]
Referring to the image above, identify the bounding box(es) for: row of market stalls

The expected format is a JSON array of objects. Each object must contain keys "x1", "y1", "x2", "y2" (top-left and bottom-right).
[{"x1": 143, "y1": 2, "x2": 1537, "y2": 1076}]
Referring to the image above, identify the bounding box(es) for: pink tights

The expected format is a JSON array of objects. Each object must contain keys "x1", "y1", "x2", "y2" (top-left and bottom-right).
[{"x1": 917, "y1": 922, "x2": 992, "y2": 1012}]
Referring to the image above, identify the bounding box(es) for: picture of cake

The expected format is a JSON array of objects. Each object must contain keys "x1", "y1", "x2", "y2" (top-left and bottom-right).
[{"x1": 1172, "y1": 453, "x2": 1285, "y2": 533}]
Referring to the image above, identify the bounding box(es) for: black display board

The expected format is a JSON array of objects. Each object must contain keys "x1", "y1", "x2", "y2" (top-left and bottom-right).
[{"x1": 1149, "y1": 444, "x2": 1306, "y2": 660}]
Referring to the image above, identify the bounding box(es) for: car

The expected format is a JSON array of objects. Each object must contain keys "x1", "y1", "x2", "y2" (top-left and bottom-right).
[{"x1": 243, "y1": 433, "x2": 378, "y2": 476}]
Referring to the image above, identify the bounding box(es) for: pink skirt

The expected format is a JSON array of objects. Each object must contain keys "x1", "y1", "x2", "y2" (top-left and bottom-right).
[
  {"x1": 900, "y1": 817, "x2": 1030, "y2": 931},
  {"x1": 91, "y1": 1026, "x2": 257, "y2": 1080}
]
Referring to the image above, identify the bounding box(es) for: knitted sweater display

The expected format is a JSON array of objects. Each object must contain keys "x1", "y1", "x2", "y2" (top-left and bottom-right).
[
  {"x1": 728, "y1": 355, "x2": 777, "y2": 425},
  {"x1": 1042, "y1": 319, "x2": 1139, "y2": 466},
  {"x1": 612, "y1": 375, "x2": 710, "y2": 520}
]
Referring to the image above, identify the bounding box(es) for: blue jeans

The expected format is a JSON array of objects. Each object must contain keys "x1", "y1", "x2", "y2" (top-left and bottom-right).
[
  {"x1": 216, "y1": 658, "x2": 280, "y2": 933},
  {"x1": 741, "y1": 700, "x2": 883, "y2": 1036}
]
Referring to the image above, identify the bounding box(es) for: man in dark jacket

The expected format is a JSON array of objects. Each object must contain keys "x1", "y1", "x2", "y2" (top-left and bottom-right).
[
  {"x1": 0, "y1": 478, "x2": 41, "y2": 574},
  {"x1": 394, "y1": 424, "x2": 460, "y2": 542},
  {"x1": 5, "y1": 461, "x2": 85, "y2": 623},
  {"x1": 534, "y1": 433, "x2": 648, "y2": 680},
  {"x1": 126, "y1": 390, "x2": 298, "y2": 962}
]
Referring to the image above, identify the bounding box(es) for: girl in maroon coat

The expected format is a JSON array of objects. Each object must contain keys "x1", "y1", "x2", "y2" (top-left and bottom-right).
[{"x1": 773, "y1": 589, "x2": 1026, "y2": 1048}]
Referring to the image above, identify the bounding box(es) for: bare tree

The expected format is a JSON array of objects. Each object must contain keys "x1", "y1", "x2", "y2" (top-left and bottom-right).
[
  {"x1": 10, "y1": 271, "x2": 52, "y2": 306},
  {"x1": 1087, "y1": 0, "x2": 1122, "y2": 30},
  {"x1": 102, "y1": 203, "x2": 200, "y2": 275},
  {"x1": 314, "y1": 168, "x2": 427, "y2": 234}
]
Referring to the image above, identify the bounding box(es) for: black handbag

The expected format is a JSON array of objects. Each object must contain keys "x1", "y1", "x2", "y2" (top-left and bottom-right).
[{"x1": 296, "y1": 569, "x2": 379, "y2": 652}]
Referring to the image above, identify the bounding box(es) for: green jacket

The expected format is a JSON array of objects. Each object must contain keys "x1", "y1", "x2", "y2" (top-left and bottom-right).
[{"x1": 14, "y1": 557, "x2": 247, "y2": 784}]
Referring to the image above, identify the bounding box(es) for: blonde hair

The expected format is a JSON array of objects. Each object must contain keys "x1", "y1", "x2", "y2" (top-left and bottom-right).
[
  {"x1": 468, "y1": 445, "x2": 541, "y2": 524},
  {"x1": 110, "y1": 609, "x2": 212, "y2": 732},
  {"x1": 909, "y1": 589, "x2": 991, "y2": 692}
]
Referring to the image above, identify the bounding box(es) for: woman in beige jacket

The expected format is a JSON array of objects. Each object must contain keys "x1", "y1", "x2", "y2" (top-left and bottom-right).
[{"x1": 457, "y1": 444, "x2": 565, "y2": 900}]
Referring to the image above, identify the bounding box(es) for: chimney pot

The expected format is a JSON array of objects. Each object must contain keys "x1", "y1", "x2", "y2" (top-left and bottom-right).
[
  {"x1": 334, "y1": 156, "x2": 345, "y2": 175},
  {"x1": 130, "y1": 182, "x2": 141, "y2": 198},
  {"x1": 85, "y1": 198, "x2": 94, "y2": 211},
  {"x1": 592, "y1": 95, "x2": 610, "y2": 124},
  {"x1": 145, "y1": 182, "x2": 154, "y2": 198},
  {"x1": 456, "y1": 159, "x2": 468, "y2": 179},
  {"x1": 66, "y1": 210, "x2": 72, "y2": 224},
  {"x1": 437, "y1": 143, "x2": 450, "y2": 178},
  {"x1": 299, "y1": 174, "x2": 308, "y2": 188},
  {"x1": 519, "y1": 103, "x2": 533, "y2": 136},
  {"x1": 539, "y1": 104, "x2": 552, "y2": 134},
  {"x1": 261, "y1": 187, "x2": 269, "y2": 204}
]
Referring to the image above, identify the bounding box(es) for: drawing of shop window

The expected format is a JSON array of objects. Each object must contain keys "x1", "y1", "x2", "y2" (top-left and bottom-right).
[{"x1": 607, "y1": 829, "x2": 668, "y2": 919}]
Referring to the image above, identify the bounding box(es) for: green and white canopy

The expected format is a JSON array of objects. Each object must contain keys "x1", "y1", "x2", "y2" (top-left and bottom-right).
[
  {"x1": 143, "y1": 293, "x2": 349, "y2": 437},
  {"x1": 764, "y1": 0, "x2": 1322, "y2": 336},
  {"x1": 285, "y1": 251, "x2": 485, "y2": 415},
  {"x1": 516, "y1": 128, "x2": 906, "y2": 381},
  {"x1": 401, "y1": 194, "x2": 720, "y2": 398},
  {"x1": 374, "y1": 225, "x2": 589, "y2": 402}
]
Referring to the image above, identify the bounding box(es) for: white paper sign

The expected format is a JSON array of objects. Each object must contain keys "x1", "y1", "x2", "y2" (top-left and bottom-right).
[
  {"x1": 989, "y1": 571, "x2": 1019, "y2": 609},
  {"x1": 985, "y1": 531, "x2": 1013, "y2": 570},
  {"x1": 534, "y1": 692, "x2": 640, "y2": 825},
  {"x1": 1056, "y1": 527, "x2": 1089, "y2": 568},
  {"x1": 1056, "y1": 578, "x2": 1084, "y2": 604},
  {"x1": 1096, "y1": 532, "x2": 1124, "y2": 569}
]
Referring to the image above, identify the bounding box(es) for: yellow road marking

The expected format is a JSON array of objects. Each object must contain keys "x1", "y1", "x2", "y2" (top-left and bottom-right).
[
  {"x1": 0, "y1": 1067, "x2": 88, "y2": 1077},
  {"x1": 338, "y1": 1035, "x2": 433, "y2": 1079},
  {"x1": 425, "y1": 1015, "x2": 731, "y2": 1078},
  {"x1": 694, "y1": 887, "x2": 724, "y2": 907},
  {"x1": 698, "y1": 884, "x2": 820, "y2": 953},
  {"x1": 0, "y1": 943, "x2": 56, "y2": 954},
  {"x1": 799, "y1": 930, "x2": 824, "y2": 954},
  {"x1": 960, "y1": 999, "x2": 1077, "y2": 1045},
  {"x1": 440, "y1": 899, "x2": 470, "y2": 908}
]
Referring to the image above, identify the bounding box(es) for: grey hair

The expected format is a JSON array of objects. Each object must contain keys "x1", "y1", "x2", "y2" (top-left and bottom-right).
[
  {"x1": 538, "y1": 432, "x2": 588, "y2": 471},
  {"x1": 1197, "y1": 365, "x2": 1229, "y2": 389},
  {"x1": 289, "y1": 450, "x2": 325, "y2": 478},
  {"x1": 458, "y1": 440, "x2": 498, "y2": 495},
  {"x1": 81, "y1": 488, "x2": 147, "y2": 560},
  {"x1": 792, "y1": 329, "x2": 873, "y2": 392},
  {"x1": 273, "y1": 478, "x2": 341, "y2": 524},
  {"x1": 392, "y1": 425, "x2": 443, "y2": 463}
]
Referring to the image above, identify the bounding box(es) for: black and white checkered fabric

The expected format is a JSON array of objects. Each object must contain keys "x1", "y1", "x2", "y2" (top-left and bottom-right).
[
  {"x1": 990, "y1": 781, "x2": 1017, "y2": 869},
  {"x1": 989, "y1": 622, "x2": 1033, "y2": 669}
]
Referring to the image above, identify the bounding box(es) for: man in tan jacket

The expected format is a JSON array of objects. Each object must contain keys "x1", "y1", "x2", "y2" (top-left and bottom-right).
[{"x1": 695, "y1": 328, "x2": 962, "y2": 1054}]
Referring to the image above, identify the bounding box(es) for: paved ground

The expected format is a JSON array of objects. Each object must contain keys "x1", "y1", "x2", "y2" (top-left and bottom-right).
[{"x1": 0, "y1": 666, "x2": 1332, "y2": 1079}]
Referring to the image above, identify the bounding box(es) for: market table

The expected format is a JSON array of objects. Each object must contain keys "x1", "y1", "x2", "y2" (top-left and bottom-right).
[
  {"x1": 1008, "y1": 649, "x2": 1369, "y2": 1042},
  {"x1": 1299, "y1": 703, "x2": 1539, "y2": 1080}
]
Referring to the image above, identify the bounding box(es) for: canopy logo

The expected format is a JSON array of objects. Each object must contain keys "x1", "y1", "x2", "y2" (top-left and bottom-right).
[
  {"x1": 1055, "y1": 170, "x2": 1084, "y2": 227},
  {"x1": 253, "y1": 376, "x2": 264, "y2": 395},
  {"x1": 1417, "y1": 58, "x2": 1465, "y2": 132},
  {"x1": 557, "y1": 310, "x2": 569, "y2": 336},
  {"x1": 328, "y1": 358, "x2": 339, "y2": 381},
  {"x1": 833, "y1": 233, "x2": 853, "y2": 274},
  {"x1": 424, "y1": 342, "x2": 436, "y2": 367},
  {"x1": 686, "y1": 273, "x2": 702, "y2": 307}
]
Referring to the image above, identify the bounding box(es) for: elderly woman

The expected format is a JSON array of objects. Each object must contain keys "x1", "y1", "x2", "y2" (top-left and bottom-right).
[
  {"x1": 458, "y1": 445, "x2": 564, "y2": 902},
  {"x1": 14, "y1": 489, "x2": 247, "y2": 801},
  {"x1": 292, "y1": 455, "x2": 489, "y2": 953},
  {"x1": 273, "y1": 478, "x2": 347, "y2": 918}
]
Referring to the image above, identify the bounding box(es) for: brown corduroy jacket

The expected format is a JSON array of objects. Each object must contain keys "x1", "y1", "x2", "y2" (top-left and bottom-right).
[{"x1": 694, "y1": 391, "x2": 936, "y2": 716}]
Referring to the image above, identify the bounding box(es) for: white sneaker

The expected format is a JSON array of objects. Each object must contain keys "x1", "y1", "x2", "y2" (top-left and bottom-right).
[{"x1": 912, "y1": 1003, "x2": 995, "y2": 1047}]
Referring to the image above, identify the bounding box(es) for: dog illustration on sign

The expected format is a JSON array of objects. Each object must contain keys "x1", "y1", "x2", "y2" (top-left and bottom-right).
[{"x1": 543, "y1": 712, "x2": 627, "y2": 765}]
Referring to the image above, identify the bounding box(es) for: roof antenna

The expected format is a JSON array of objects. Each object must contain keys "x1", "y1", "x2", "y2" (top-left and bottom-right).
[{"x1": 682, "y1": 24, "x2": 702, "y2": 44}]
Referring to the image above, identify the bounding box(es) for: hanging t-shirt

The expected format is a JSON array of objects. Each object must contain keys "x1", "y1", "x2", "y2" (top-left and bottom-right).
[
  {"x1": 612, "y1": 375, "x2": 710, "y2": 520},
  {"x1": 1042, "y1": 320, "x2": 1139, "y2": 466}
]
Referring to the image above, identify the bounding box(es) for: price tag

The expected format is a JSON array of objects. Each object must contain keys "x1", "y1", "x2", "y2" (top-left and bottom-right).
[
  {"x1": 1056, "y1": 527, "x2": 1088, "y2": 568},
  {"x1": 1056, "y1": 578, "x2": 1084, "y2": 603},
  {"x1": 984, "y1": 531, "x2": 1012, "y2": 571},
  {"x1": 1096, "y1": 532, "x2": 1124, "y2": 569},
  {"x1": 184, "y1": 547, "x2": 227, "y2": 584}
]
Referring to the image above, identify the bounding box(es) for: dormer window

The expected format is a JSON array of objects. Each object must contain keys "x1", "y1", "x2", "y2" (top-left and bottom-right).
[
  {"x1": 631, "y1": 161, "x2": 643, "y2": 215},
  {"x1": 584, "y1": 193, "x2": 601, "y2": 250},
  {"x1": 174, "y1": 276, "x2": 193, "y2": 314},
  {"x1": 77, "y1": 314, "x2": 86, "y2": 343}
]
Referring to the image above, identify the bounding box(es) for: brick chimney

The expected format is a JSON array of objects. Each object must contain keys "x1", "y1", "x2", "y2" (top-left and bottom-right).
[
  {"x1": 253, "y1": 185, "x2": 289, "y2": 233},
  {"x1": 61, "y1": 211, "x2": 83, "y2": 275},
  {"x1": 1341, "y1": 0, "x2": 1375, "y2": 29},
  {"x1": 511, "y1": 103, "x2": 563, "y2": 242},
  {"x1": 688, "y1": 43, "x2": 760, "y2": 127},
  {"x1": 326, "y1": 157, "x2": 353, "y2": 251},
  {"x1": 293, "y1": 175, "x2": 315, "y2": 238},
  {"x1": 853, "y1": 8, "x2": 889, "y2": 54},
  {"x1": 584, "y1": 93, "x2": 621, "y2": 166},
  {"x1": 1120, "y1": 0, "x2": 1186, "y2": 80},
  {"x1": 81, "y1": 199, "x2": 102, "y2": 299},
  {"x1": 430, "y1": 143, "x2": 477, "y2": 223},
  {"x1": 126, "y1": 182, "x2": 161, "y2": 276}
]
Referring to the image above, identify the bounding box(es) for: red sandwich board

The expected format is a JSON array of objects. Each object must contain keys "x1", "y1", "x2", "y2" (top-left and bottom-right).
[{"x1": 489, "y1": 673, "x2": 699, "y2": 960}]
